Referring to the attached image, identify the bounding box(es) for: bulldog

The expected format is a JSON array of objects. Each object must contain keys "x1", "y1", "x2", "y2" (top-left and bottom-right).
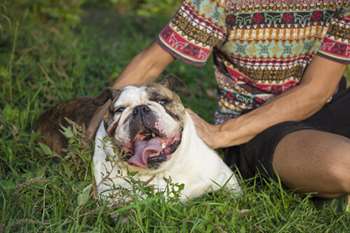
[
  {"x1": 36, "y1": 83, "x2": 241, "y2": 204},
  {"x1": 93, "y1": 84, "x2": 241, "y2": 203}
]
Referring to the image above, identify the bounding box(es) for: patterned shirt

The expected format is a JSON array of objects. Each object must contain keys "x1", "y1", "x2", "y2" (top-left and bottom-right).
[{"x1": 157, "y1": 0, "x2": 350, "y2": 124}]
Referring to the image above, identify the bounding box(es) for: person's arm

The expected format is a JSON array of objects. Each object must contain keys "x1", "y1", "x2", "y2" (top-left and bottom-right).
[
  {"x1": 189, "y1": 55, "x2": 347, "y2": 149},
  {"x1": 112, "y1": 42, "x2": 174, "y2": 89},
  {"x1": 87, "y1": 42, "x2": 173, "y2": 139}
]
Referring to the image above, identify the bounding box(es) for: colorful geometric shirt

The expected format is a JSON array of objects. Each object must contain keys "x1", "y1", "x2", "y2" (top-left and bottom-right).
[{"x1": 157, "y1": 0, "x2": 350, "y2": 124}]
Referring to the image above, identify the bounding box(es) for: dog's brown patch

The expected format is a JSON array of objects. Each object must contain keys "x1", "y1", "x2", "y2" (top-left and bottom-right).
[
  {"x1": 36, "y1": 97, "x2": 99, "y2": 154},
  {"x1": 36, "y1": 89, "x2": 116, "y2": 154}
]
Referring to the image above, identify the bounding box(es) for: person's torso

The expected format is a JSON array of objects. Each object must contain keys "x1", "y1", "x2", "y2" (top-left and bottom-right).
[{"x1": 214, "y1": 0, "x2": 348, "y2": 123}]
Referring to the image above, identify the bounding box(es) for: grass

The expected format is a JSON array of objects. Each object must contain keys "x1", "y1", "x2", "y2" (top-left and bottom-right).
[{"x1": 1, "y1": 2, "x2": 350, "y2": 233}]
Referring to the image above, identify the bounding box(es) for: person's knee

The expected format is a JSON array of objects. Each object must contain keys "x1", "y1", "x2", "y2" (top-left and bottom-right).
[
  {"x1": 272, "y1": 129, "x2": 350, "y2": 194},
  {"x1": 327, "y1": 164, "x2": 350, "y2": 193},
  {"x1": 326, "y1": 145, "x2": 350, "y2": 193}
]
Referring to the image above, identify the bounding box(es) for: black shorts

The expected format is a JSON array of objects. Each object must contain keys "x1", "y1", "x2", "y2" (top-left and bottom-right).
[{"x1": 223, "y1": 78, "x2": 350, "y2": 180}]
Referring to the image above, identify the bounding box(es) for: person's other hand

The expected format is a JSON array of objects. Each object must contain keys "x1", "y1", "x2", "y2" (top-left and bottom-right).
[{"x1": 186, "y1": 109, "x2": 224, "y2": 149}]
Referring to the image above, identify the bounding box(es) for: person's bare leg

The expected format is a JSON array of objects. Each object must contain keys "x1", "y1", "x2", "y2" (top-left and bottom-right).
[{"x1": 272, "y1": 129, "x2": 350, "y2": 198}]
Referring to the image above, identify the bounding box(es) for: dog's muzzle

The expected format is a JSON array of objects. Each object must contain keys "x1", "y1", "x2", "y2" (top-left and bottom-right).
[{"x1": 124, "y1": 104, "x2": 182, "y2": 169}]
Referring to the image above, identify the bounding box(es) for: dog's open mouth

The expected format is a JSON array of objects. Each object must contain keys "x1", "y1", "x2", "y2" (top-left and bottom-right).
[{"x1": 126, "y1": 129, "x2": 181, "y2": 169}]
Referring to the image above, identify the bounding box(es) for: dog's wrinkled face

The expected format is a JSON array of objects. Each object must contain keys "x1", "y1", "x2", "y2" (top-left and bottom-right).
[{"x1": 104, "y1": 84, "x2": 185, "y2": 170}]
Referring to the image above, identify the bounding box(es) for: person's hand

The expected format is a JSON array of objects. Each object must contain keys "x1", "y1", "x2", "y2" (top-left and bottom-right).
[{"x1": 186, "y1": 109, "x2": 225, "y2": 149}]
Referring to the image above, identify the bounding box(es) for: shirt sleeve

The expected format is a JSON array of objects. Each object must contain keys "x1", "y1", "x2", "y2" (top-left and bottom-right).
[
  {"x1": 157, "y1": 0, "x2": 227, "y2": 67},
  {"x1": 318, "y1": 6, "x2": 350, "y2": 64}
]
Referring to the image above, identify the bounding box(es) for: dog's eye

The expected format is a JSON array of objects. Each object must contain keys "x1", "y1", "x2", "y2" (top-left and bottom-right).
[
  {"x1": 157, "y1": 98, "x2": 171, "y2": 106},
  {"x1": 112, "y1": 106, "x2": 126, "y2": 114}
]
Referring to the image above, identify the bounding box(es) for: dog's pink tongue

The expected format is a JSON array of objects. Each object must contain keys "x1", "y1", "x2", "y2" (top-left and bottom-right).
[{"x1": 128, "y1": 138, "x2": 162, "y2": 168}]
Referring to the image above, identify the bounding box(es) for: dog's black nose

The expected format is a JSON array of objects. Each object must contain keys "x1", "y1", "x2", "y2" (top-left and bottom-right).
[{"x1": 132, "y1": 105, "x2": 151, "y2": 117}]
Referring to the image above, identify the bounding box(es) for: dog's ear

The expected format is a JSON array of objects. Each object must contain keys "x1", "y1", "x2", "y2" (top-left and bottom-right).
[
  {"x1": 93, "y1": 88, "x2": 122, "y2": 106},
  {"x1": 158, "y1": 74, "x2": 184, "y2": 91}
]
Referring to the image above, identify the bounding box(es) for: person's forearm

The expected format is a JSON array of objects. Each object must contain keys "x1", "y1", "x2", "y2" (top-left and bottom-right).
[
  {"x1": 220, "y1": 83, "x2": 330, "y2": 146},
  {"x1": 218, "y1": 56, "x2": 347, "y2": 147},
  {"x1": 112, "y1": 42, "x2": 174, "y2": 89}
]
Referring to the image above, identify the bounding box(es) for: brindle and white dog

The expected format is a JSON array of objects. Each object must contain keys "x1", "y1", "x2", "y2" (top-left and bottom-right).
[{"x1": 36, "y1": 83, "x2": 241, "y2": 203}]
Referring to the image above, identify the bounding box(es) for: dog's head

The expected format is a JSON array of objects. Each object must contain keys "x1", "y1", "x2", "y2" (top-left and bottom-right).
[{"x1": 103, "y1": 83, "x2": 185, "y2": 170}]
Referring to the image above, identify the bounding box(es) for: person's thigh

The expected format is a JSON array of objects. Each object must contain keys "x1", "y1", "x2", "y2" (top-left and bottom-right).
[{"x1": 272, "y1": 129, "x2": 350, "y2": 197}]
